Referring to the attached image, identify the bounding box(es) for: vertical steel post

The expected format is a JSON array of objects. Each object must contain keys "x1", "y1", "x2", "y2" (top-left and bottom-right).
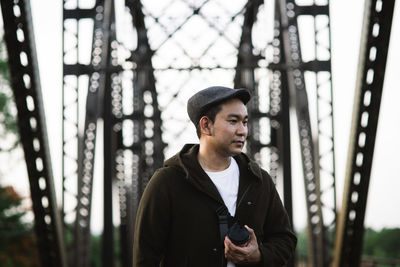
[
  {"x1": 1, "y1": 0, "x2": 67, "y2": 266},
  {"x1": 277, "y1": 0, "x2": 329, "y2": 265},
  {"x1": 333, "y1": 1, "x2": 396, "y2": 266}
]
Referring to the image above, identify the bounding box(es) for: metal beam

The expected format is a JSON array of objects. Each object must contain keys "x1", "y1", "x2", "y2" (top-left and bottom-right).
[
  {"x1": 333, "y1": 1, "x2": 396, "y2": 266},
  {"x1": 296, "y1": 0, "x2": 338, "y2": 257},
  {"x1": 101, "y1": 2, "x2": 117, "y2": 266},
  {"x1": 270, "y1": 0, "x2": 294, "y2": 238},
  {"x1": 124, "y1": 1, "x2": 165, "y2": 266},
  {"x1": 233, "y1": 0, "x2": 264, "y2": 158},
  {"x1": 74, "y1": 0, "x2": 115, "y2": 266},
  {"x1": 296, "y1": 4, "x2": 329, "y2": 16},
  {"x1": 62, "y1": 1, "x2": 118, "y2": 266},
  {"x1": 1, "y1": 0, "x2": 67, "y2": 266},
  {"x1": 277, "y1": 0, "x2": 329, "y2": 265}
]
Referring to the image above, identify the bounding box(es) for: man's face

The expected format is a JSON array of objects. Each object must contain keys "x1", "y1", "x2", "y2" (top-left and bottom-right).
[{"x1": 208, "y1": 98, "x2": 248, "y2": 156}]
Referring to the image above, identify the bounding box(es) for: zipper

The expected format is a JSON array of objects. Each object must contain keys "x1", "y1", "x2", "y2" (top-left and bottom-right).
[{"x1": 236, "y1": 184, "x2": 252, "y2": 209}]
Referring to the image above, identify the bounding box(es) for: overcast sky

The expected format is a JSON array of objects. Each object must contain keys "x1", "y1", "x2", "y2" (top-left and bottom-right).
[{"x1": 1, "y1": 0, "x2": 399, "y2": 233}]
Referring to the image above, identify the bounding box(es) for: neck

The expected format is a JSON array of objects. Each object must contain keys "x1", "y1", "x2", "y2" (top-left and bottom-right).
[{"x1": 197, "y1": 142, "x2": 231, "y2": 172}]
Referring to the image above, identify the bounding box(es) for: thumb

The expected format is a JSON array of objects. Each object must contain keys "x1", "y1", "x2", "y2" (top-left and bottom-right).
[
  {"x1": 244, "y1": 225, "x2": 254, "y2": 234},
  {"x1": 245, "y1": 225, "x2": 257, "y2": 241}
]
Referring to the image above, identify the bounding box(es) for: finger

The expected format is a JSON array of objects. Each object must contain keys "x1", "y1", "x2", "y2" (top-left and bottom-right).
[
  {"x1": 244, "y1": 225, "x2": 257, "y2": 242},
  {"x1": 225, "y1": 236, "x2": 241, "y2": 251},
  {"x1": 244, "y1": 225, "x2": 255, "y2": 236},
  {"x1": 224, "y1": 236, "x2": 232, "y2": 246},
  {"x1": 226, "y1": 251, "x2": 247, "y2": 264},
  {"x1": 226, "y1": 244, "x2": 248, "y2": 257},
  {"x1": 225, "y1": 249, "x2": 242, "y2": 262},
  {"x1": 224, "y1": 237, "x2": 230, "y2": 256},
  {"x1": 225, "y1": 236, "x2": 242, "y2": 257},
  {"x1": 224, "y1": 236, "x2": 234, "y2": 251},
  {"x1": 225, "y1": 246, "x2": 241, "y2": 262}
]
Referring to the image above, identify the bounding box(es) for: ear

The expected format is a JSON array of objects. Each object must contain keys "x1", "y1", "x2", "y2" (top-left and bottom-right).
[{"x1": 199, "y1": 116, "x2": 213, "y2": 136}]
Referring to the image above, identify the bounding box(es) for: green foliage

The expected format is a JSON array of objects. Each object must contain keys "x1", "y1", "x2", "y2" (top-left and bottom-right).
[
  {"x1": 295, "y1": 227, "x2": 400, "y2": 264},
  {"x1": 91, "y1": 233, "x2": 102, "y2": 267},
  {"x1": 295, "y1": 228, "x2": 309, "y2": 259},
  {"x1": 90, "y1": 229, "x2": 122, "y2": 267},
  {"x1": 0, "y1": 89, "x2": 18, "y2": 138},
  {"x1": 0, "y1": 39, "x2": 18, "y2": 151},
  {"x1": 0, "y1": 186, "x2": 25, "y2": 235},
  {"x1": 0, "y1": 36, "x2": 33, "y2": 266},
  {"x1": 0, "y1": 185, "x2": 40, "y2": 266},
  {"x1": 363, "y1": 227, "x2": 400, "y2": 259}
]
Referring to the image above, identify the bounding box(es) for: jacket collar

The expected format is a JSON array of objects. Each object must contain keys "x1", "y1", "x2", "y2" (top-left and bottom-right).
[
  {"x1": 164, "y1": 144, "x2": 263, "y2": 204},
  {"x1": 165, "y1": 144, "x2": 265, "y2": 224},
  {"x1": 165, "y1": 144, "x2": 262, "y2": 181},
  {"x1": 177, "y1": 144, "x2": 224, "y2": 204},
  {"x1": 233, "y1": 152, "x2": 263, "y2": 182}
]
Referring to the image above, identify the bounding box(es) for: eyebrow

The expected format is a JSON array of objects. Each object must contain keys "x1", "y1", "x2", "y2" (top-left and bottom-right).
[{"x1": 227, "y1": 114, "x2": 248, "y2": 119}]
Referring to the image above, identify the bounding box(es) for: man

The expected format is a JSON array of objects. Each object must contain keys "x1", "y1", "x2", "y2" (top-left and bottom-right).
[{"x1": 133, "y1": 86, "x2": 297, "y2": 267}]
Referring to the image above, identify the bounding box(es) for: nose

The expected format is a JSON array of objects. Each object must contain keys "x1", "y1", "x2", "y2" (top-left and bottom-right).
[{"x1": 237, "y1": 121, "x2": 248, "y2": 137}]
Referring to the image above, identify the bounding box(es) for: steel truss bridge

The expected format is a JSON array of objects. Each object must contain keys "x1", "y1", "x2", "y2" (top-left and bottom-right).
[{"x1": 0, "y1": 0, "x2": 396, "y2": 266}]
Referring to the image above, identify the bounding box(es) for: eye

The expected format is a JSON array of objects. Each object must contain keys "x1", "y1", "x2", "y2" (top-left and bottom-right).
[{"x1": 243, "y1": 120, "x2": 248, "y2": 126}]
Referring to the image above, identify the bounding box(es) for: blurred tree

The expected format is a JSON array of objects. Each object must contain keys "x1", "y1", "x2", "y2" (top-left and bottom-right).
[
  {"x1": 90, "y1": 230, "x2": 122, "y2": 267},
  {"x1": 91, "y1": 233, "x2": 102, "y2": 267},
  {"x1": 0, "y1": 185, "x2": 40, "y2": 266},
  {"x1": 0, "y1": 36, "x2": 39, "y2": 266},
  {"x1": 363, "y1": 227, "x2": 400, "y2": 259},
  {"x1": 295, "y1": 228, "x2": 309, "y2": 260},
  {"x1": 0, "y1": 38, "x2": 18, "y2": 152}
]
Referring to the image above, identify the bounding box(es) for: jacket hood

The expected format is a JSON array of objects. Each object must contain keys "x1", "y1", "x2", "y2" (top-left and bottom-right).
[{"x1": 163, "y1": 144, "x2": 197, "y2": 178}]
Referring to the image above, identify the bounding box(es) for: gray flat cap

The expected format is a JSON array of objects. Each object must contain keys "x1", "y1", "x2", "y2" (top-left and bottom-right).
[{"x1": 187, "y1": 86, "x2": 251, "y2": 125}]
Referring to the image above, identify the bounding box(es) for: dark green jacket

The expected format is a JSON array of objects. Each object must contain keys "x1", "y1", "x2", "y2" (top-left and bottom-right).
[{"x1": 133, "y1": 144, "x2": 296, "y2": 267}]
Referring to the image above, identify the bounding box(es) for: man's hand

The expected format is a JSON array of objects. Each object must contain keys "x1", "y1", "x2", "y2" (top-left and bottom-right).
[{"x1": 224, "y1": 225, "x2": 261, "y2": 264}]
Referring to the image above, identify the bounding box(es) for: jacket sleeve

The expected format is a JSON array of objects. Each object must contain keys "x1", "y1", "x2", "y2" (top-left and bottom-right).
[
  {"x1": 133, "y1": 168, "x2": 171, "y2": 267},
  {"x1": 257, "y1": 172, "x2": 297, "y2": 267}
]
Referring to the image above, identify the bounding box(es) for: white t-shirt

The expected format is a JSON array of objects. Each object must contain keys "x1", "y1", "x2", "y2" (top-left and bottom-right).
[{"x1": 205, "y1": 158, "x2": 240, "y2": 267}]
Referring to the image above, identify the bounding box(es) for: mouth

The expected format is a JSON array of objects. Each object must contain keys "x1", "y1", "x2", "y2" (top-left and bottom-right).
[{"x1": 233, "y1": 140, "x2": 245, "y2": 146}]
